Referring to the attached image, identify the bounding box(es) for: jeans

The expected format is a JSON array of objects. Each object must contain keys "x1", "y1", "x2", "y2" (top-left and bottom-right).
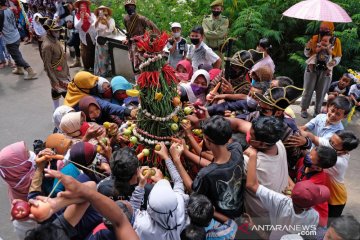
[
  {"x1": 0, "y1": 36, "x2": 5, "y2": 62},
  {"x1": 300, "y1": 67, "x2": 331, "y2": 114},
  {"x1": 67, "y1": 32, "x2": 81, "y2": 57},
  {"x1": 6, "y1": 39, "x2": 30, "y2": 68}
]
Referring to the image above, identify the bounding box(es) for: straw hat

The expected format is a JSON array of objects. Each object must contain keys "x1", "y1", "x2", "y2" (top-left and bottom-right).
[
  {"x1": 94, "y1": 6, "x2": 112, "y2": 17},
  {"x1": 42, "y1": 19, "x2": 63, "y2": 31},
  {"x1": 74, "y1": 0, "x2": 91, "y2": 9}
]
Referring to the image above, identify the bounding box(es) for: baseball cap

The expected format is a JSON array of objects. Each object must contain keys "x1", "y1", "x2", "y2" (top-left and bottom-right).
[
  {"x1": 291, "y1": 180, "x2": 330, "y2": 209},
  {"x1": 171, "y1": 22, "x2": 181, "y2": 29}
]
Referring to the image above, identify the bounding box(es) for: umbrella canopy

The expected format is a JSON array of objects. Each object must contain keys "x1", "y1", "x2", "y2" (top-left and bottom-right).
[{"x1": 283, "y1": 0, "x2": 352, "y2": 23}]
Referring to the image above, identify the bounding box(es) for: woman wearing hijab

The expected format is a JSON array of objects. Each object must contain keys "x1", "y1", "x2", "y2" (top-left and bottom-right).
[
  {"x1": 69, "y1": 142, "x2": 109, "y2": 182},
  {"x1": 53, "y1": 105, "x2": 75, "y2": 132},
  {"x1": 179, "y1": 69, "x2": 210, "y2": 104},
  {"x1": 111, "y1": 76, "x2": 133, "y2": 105},
  {"x1": 301, "y1": 21, "x2": 342, "y2": 118},
  {"x1": 94, "y1": 6, "x2": 115, "y2": 77},
  {"x1": 176, "y1": 59, "x2": 193, "y2": 82},
  {"x1": 0, "y1": 142, "x2": 38, "y2": 239},
  {"x1": 79, "y1": 95, "x2": 125, "y2": 125},
  {"x1": 97, "y1": 77, "x2": 112, "y2": 99},
  {"x1": 74, "y1": 0, "x2": 96, "y2": 71},
  {"x1": 64, "y1": 71, "x2": 99, "y2": 107},
  {"x1": 64, "y1": 72, "x2": 136, "y2": 118}
]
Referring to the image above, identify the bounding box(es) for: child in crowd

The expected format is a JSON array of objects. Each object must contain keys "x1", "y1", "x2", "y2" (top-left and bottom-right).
[
  {"x1": 300, "y1": 130, "x2": 359, "y2": 220},
  {"x1": 245, "y1": 145, "x2": 328, "y2": 239},
  {"x1": 349, "y1": 81, "x2": 360, "y2": 108},
  {"x1": 306, "y1": 33, "x2": 333, "y2": 73},
  {"x1": 207, "y1": 81, "x2": 268, "y2": 116},
  {"x1": 301, "y1": 96, "x2": 352, "y2": 139},
  {"x1": 294, "y1": 146, "x2": 337, "y2": 228},
  {"x1": 324, "y1": 73, "x2": 353, "y2": 112},
  {"x1": 186, "y1": 193, "x2": 237, "y2": 239}
]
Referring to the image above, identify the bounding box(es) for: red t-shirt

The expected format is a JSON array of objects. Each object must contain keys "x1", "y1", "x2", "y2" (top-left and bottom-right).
[{"x1": 296, "y1": 158, "x2": 328, "y2": 227}]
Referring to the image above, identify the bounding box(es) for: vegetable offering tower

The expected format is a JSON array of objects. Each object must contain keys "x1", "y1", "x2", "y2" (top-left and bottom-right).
[{"x1": 131, "y1": 31, "x2": 183, "y2": 166}]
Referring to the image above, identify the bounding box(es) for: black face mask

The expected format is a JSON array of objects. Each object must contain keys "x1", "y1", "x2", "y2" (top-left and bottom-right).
[
  {"x1": 190, "y1": 38, "x2": 200, "y2": 45},
  {"x1": 89, "y1": 85, "x2": 99, "y2": 95},
  {"x1": 212, "y1": 11, "x2": 221, "y2": 17},
  {"x1": 125, "y1": 5, "x2": 136, "y2": 15}
]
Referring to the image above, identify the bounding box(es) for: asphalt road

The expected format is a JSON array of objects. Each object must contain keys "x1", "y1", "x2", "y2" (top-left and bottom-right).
[{"x1": 0, "y1": 42, "x2": 359, "y2": 239}]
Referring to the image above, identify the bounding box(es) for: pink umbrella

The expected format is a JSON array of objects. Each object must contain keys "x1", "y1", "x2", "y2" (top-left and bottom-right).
[{"x1": 283, "y1": 0, "x2": 352, "y2": 23}]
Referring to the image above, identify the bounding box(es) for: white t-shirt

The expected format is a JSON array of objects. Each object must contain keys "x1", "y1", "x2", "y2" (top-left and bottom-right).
[
  {"x1": 256, "y1": 185, "x2": 319, "y2": 240},
  {"x1": 319, "y1": 137, "x2": 350, "y2": 184},
  {"x1": 244, "y1": 141, "x2": 289, "y2": 223},
  {"x1": 349, "y1": 84, "x2": 360, "y2": 99},
  {"x1": 186, "y1": 42, "x2": 219, "y2": 71}
]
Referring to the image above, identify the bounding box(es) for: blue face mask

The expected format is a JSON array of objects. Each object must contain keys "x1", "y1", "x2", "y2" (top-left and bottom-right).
[
  {"x1": 251, "y1": 79, "x2": 257, "y2": 86},
  {"x1": 191, "y1": 84, "x2": 207, "y2": 95}
]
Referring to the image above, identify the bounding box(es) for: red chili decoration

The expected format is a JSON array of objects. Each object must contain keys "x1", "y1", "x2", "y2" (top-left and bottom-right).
[
  {"x1": 136, "y1": 31, "x2": 170, "y2": 53},
  {"x1": 137, "y1": 71, "x2": 160, "y2": 88},
  {"x1": 162, "y1": 64, "x2": 178, "y2": 85}
]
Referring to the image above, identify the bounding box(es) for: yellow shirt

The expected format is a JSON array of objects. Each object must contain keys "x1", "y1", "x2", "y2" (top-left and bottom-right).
[{"x1": 327, "y1": 176, "x2": 347, "y2": 205}]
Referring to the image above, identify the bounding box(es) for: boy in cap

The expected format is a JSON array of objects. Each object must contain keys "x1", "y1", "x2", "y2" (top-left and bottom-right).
[
  {"x1": 41, "y1": 18, "x2": 70, "y2": 110},
  {"x1": 245, "y1": 146, "x2": 329, "y2": 239},
  {"x1": 202, "y1": 0, "x2": 229, "y2": 53},
  {"x1": 167, "y1": 22, "x2": 188, "y2": 68}
]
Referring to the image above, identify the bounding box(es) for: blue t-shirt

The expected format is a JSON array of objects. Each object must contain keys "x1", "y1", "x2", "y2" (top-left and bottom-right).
[{"x1": 1, "y1": 9, "x2": 20, "y2": 45}]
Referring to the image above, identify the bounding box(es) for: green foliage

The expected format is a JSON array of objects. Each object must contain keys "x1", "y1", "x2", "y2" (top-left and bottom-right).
[{"x1": 96, "y1": 0, "x2": 360, "y2": 86}]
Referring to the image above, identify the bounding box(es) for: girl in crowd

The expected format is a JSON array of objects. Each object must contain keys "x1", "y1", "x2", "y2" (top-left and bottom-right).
[
  {"x1": 175, "y1": 59, "x2": 193, "y2": 82},
  {"x1": 94, "y1": 6, "x2": 115, "y2": 77},
  {"x1": 179, "y1": 69, "x2": 210, "y2": 104}
]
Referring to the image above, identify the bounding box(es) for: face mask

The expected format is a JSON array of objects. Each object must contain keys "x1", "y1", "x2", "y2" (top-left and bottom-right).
[
  {"x1": 191, "y1": 84, "x2": 207, "y2": 95},
  {"x1": 190, "y1": 38, "x2": 200, "y2": 45},
  {"x1": 246, "y1": 96, "x2": 258, "y2": 109},
  {"x1": 251, "y1": 79, "x2": 257, "y2": 86},
  {"x1": 115, "y1": 92, "x2": 128, "y2": 100},
  {"x1": 80, "y1": 122, "x2": 90, "y2": 136},
  {"x1": 89, "y1": 85, "x2": 99, "y2": 95},
  {"x1": 102, "y1": 88, "x2": 113, "y2": 99},
  {"x1": 212, "y1": 11, "x2": 221, "y2": 17},
  {"x1": 125, "y1": 6, "x2": 136, "y2": 15},
  {"x1": 51, "y1": 31, "x2": 60, "y2": 39},
  {"x1": 303, "y1": 154, "x2": 313, "y2": 168},
  {"x1": 229, "y1": 69, "x2": 242, "y2": 79},
  {"x1": 172, "y1": 32, "x2": 181, "y2": 38}
]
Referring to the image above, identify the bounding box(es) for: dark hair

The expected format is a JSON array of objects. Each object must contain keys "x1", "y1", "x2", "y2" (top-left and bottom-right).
[
  {"x1": 252, "y1": 81, "x2": 269, "y2": 94},
  {"x1": 342, "y1": 73, "x2": 354, "y2": 83},
  {"x1": 329, "y1": 96, "x2": 353, "y2": 115},
  {"x1": 187, "y1": 193, "x2": 214, "y2": 227},
  {"x1": 111, "y1": 147, "x2": 139, "y2": 196},
  {"x1": 0, "y1": 0, "x2": 6, "y2": 6},
  {"x1": 25, "y1": 222, "x2": 64, "y2": 240},
  {"x1": 275, "y1": 76, "x2": 294, "y2": 87},
  {"x1": 231, "y1": 133, "x2": 248, "y2": 151},
  {"x1": 202, "y1": 115, "x2": 232, "y2": 145},
  {"x1": 258, "y1": 38, "x2": 272, "y2": 51},
  {"x1": 180, "y1": 224, "x2": 206, "y2": 240},
  {"x1": 105, "y1": 200, "x2": 133, "y2": 228},
  {"x1": 191, "y1": 26, "x2": 204, "y2": 36},
  {"x1": 336, "y1": 130, "x2": 359, "y2": 151},
  {"x1": 251, "y1": 116, "x2": 285, "y2": 145},
  {"x1": 315, "y1": 146, "x2": 337, "y2": 169},
  {"x1": 330, "y1": 215, "x2": 360, "y2": 240}
]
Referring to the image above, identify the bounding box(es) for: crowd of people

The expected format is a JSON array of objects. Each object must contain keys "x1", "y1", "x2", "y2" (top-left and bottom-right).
[{"x1": 1, "y1": 0, "x2": 360, "y2": 240}]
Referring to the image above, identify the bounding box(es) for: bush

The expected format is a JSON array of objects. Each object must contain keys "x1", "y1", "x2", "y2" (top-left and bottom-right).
[{"x1": 96, "y1": 0, "x2": 360, "y2": 86}]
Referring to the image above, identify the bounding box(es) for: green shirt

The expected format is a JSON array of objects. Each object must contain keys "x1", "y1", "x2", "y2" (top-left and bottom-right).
[{"x1": 202, "y1": 14, "x2": 229, "y2": 49}]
